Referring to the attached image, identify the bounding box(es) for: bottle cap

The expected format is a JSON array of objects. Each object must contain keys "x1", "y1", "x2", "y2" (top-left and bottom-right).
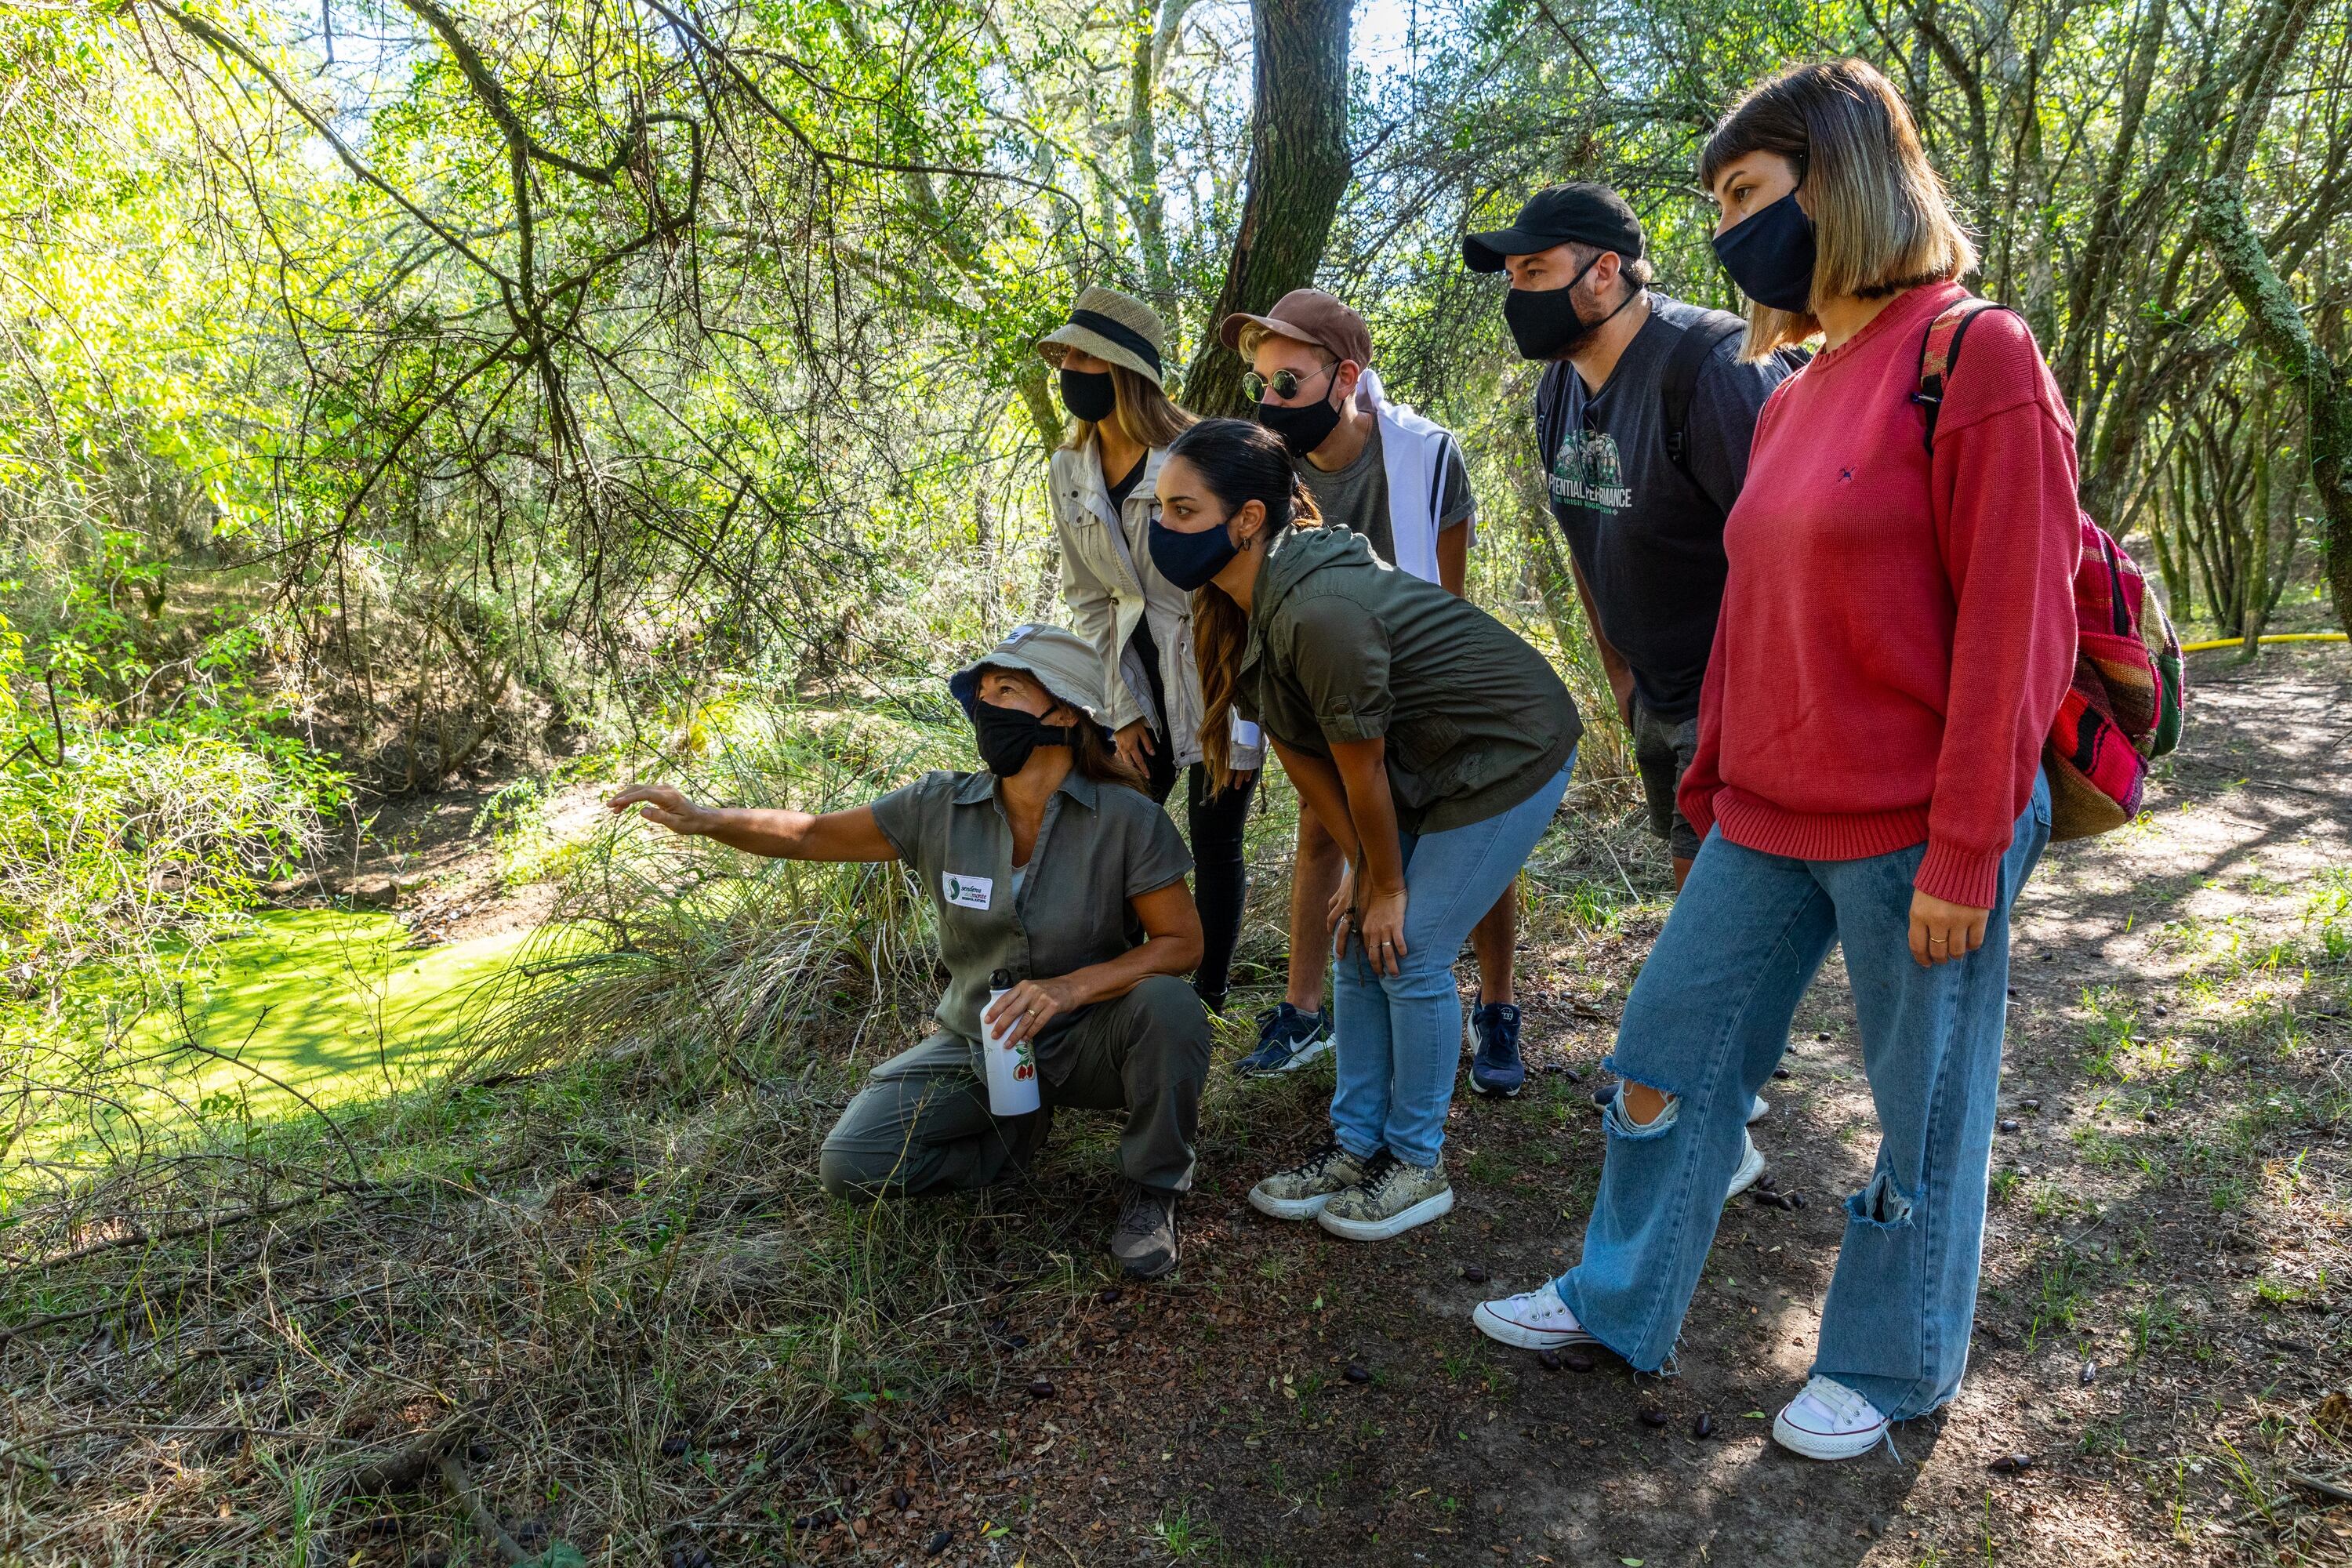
[{"x1": 989, "y1": 968, "x2": 1014, "y2": 990}]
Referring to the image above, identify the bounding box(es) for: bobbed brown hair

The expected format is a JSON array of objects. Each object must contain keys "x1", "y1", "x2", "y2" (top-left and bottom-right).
[{"x1": 1699, "y1": 59, "x2": 1976, "y2": 359}]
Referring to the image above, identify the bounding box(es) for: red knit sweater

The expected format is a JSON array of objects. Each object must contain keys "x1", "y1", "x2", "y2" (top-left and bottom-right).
[{"x1": 1677, "y1": 281, "x2": 2081, "y2": 910}]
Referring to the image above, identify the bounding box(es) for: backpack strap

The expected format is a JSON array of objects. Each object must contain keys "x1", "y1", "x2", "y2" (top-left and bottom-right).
[
  {"x1": 1661, "y1": 313, "x2": 1748, "y2": 479},
  {"x1": 1535, "y1": 358, "x2": 1573, "y2": 479},
  {"x1": 1914, "y1": 297, "x2": 2015, "y2": 456},
  {"x1": 1428, "y1": 430, "x2": 1454, "y2": 526}
]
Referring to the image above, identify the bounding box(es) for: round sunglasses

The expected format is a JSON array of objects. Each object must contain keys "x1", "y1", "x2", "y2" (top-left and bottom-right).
[{"x1": 1241, "y1": 361, "x2": 1338, "y2": 404}]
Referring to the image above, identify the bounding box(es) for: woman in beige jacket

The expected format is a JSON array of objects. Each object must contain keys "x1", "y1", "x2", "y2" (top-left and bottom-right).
[{"x1": 1036, "y1": 286, "x2": 1261, "y2": 1013}]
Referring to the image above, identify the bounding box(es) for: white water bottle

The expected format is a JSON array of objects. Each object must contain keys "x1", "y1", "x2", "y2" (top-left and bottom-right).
[{"x1": 982, "y1": 967, "x2": 1041, "y2": 1118}]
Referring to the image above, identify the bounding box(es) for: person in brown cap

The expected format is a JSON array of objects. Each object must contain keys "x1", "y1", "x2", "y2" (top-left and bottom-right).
[
  {"x1": 607, "y1": 625, "x2": 1211, "y2": 1280},
  {"x1": 1215, "y1": 289, "x2": 1526, "y2": 1098},
  {"x1": 1035, "y1": 286, "x2": 1264, "y2": 1017}
]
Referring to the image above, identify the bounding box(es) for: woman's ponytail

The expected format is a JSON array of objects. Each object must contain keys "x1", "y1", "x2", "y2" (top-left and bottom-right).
[{"x1": 1290, "y1": 471, "x2": 1324, "y2": 529}]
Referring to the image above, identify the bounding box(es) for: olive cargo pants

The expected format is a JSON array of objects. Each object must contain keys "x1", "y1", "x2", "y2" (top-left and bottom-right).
[{"x1": 818, "y1": 975, "x2": 1210, "y2": 1196}]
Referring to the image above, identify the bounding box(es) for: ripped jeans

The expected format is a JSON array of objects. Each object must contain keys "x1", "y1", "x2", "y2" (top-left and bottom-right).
[{"x1": 1555, "y1": 772, "x2": 2051, "y2": 1421}]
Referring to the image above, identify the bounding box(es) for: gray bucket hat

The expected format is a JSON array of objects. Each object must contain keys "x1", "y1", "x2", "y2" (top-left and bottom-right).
[
  {"x1": 1035, "y1": 285, "x2": 1169, "y2": 389},
  {"x1": 949, "y1": 624, "x2": 1114, "y2": 731}
]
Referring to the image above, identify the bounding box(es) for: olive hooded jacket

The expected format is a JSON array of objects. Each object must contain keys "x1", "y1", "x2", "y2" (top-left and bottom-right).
[{"x1": 1237, "y1": 524, "x2": 1581, "y2": 835}]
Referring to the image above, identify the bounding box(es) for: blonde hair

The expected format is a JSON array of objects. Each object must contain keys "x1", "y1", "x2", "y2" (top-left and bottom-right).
[
  {"x1": 1060, "y1": 363, "x2": 1193, "y2": 452},
  {"x1": 1699, "y1": 59, "x2": 1977, "y2": 359},
  {"x1": 1233, "y1": 320, "x2": 1328, "y2": 368}
]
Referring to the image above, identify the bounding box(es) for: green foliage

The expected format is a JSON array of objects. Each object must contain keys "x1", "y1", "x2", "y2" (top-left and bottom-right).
[
  {"x1": 452, "y1": 697, "x2": 961, "y2": 1083},
  {"x1": 0, "y1": 711, "x2": 343, "y2": 984}
]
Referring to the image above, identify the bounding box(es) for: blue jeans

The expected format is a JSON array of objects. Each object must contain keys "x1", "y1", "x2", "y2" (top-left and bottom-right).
[
  {"x1": 1331, "y1": 756, "x2": 1574, "y2": 1169},
  {"x1": 1557, "y1": 771, "x2": 2051, "y2": 1421}
]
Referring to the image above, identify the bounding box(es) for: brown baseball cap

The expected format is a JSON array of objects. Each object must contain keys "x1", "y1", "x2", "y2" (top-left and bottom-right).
[{"x1": 1217, "y1": 288, "x2": 1374, "y2": 368}]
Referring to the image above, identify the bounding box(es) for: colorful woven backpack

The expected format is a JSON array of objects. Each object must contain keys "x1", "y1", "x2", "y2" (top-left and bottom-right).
[{"x1": 1915, "y1": 299, "x2": 2186, "y2": 842}]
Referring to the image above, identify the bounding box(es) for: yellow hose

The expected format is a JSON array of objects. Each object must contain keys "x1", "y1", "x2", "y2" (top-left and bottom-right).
[{"x1": 2178, "y1": 632, "x2": 2347, "y2": 653}]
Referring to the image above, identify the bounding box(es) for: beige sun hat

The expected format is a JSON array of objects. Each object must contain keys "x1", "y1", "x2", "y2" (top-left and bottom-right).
[
  {"x1": 949, "y1": 624, "x2": 1114, "y2": 731},
  {"x1": 1035, "y1": 285, "x2": 1170, "y2": 389}
]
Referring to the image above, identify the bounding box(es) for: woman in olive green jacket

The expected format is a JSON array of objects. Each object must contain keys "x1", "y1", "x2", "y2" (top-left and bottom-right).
[{"x1": 1149, "y1": 419, "x2": 1583, "y2": 1243}]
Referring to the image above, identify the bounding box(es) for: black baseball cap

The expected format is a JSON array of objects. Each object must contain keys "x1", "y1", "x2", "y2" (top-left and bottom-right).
[{"x1": 1463, "y1": 183, "x2": 1646, "y2": 272}]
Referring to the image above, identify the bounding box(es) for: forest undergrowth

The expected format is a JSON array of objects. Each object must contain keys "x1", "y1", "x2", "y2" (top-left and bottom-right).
[{"x1": 0, "y1": 684, "x2": 1653, "y2": 1563}]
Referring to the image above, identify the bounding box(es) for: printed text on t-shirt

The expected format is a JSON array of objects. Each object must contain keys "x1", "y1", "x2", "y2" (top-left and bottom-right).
[{"x1": 1552, "y1": 428, "x2": 1632, "y2": 513}]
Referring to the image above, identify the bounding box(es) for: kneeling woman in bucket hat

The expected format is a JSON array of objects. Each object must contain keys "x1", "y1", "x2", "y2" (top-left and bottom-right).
[
  {"x1": 1153, "y1": 419, "x2": 1583, "y2": 1243},
  {"x1": 608, "y1": 626, "x2": 1212, "y2": 1279}
]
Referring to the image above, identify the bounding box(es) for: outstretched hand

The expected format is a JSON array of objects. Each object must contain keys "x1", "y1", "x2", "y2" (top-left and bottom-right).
[{"x1": 608, "y1": 782, "x2": 717, "y2": 837}]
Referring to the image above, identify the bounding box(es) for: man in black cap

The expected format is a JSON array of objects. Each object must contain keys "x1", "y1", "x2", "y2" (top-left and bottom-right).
[{"x1": 1465, "y1": 183, "x2": 1798, "y2": 894}]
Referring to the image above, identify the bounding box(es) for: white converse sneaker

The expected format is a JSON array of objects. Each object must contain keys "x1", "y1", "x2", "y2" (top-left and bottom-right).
[
  {"x1": 1771, "y1": 1374, "x2": 1892, "y2": 1461},
  {"x1": 1725, "y1": 1129, "x2": 1766, "y2": 1200},
  {"x1": 1748, "y1": 1094, "x2": 1770, "y2": 1123},
  {"x1": 1471, "y1": 1279, "x2": 1598, "y2": 1352}
]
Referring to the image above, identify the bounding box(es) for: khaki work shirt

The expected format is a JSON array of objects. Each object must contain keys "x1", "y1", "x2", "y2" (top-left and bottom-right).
[{"x1": 869, "y1": 768, "x2": 1193, "y2": 1083}]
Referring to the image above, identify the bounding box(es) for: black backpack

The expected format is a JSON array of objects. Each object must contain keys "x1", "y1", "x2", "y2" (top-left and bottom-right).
[{"x1": 1534, "y1": 305, "x2": 1804, "y2": 505}]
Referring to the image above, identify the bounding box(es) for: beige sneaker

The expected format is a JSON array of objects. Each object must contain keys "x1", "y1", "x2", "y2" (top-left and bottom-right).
[
  {"x1": 1247, "y1": 1139, "x2": 1371, "y2": 1221},
  {"x1": 1317, "y1": 1152, "x2": 1454, "y2": 1241}
]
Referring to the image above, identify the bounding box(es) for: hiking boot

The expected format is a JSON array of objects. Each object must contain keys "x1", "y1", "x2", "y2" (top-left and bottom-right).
[
  {"x1": 1472, "y1": 1279, "x2": 1599, "y2": 1352},
  {"x1": 1109, "y1": 1182, "x2": 1179, "y2": 1279},
  {"x1": 1317, "y1": 1151, "x2": 1454, "y2": 1241},
  {"x1": 1771, "y1": 1374, "x2": 1892, "y2": 1461},
  {"x1": 1236, "y1": 1003, "x2": 1334, "y2": 1076},
  {"x1": 1468, "y1": 999, "x2": 1525, "y2": 1097},
  {"x1": 1726, "y1": 1129, "x2": 1766, "y2": 1200},
  {"x1": 1247, "y1": 1139, "x2": 1370, "y2": 1221}
]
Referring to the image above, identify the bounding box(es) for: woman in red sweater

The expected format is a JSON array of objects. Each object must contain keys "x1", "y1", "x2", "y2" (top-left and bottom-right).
[{"x1": 1472, "y1": 59, "x2": 2079, "y2": 1461}]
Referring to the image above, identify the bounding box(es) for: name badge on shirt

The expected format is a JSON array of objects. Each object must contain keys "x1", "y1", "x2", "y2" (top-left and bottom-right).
[{"x1": 942, "y1": 873, "x2": 993, "y2": 910}]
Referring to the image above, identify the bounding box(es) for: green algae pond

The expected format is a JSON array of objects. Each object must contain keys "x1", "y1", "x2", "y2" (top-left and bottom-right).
[
  {"x1": 149, "y1": 906, "x2": 542, "y2": 1102},
  {"x1": 12, "y1": 908, "x2": 562, "y2": 1181}
]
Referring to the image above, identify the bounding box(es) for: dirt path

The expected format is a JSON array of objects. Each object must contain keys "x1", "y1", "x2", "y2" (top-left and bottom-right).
[{"x1": 826, "y1": 648, "x2": 2352, "y2": 1568}]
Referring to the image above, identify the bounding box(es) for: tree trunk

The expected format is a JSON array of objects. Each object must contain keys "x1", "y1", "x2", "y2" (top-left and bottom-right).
[
  {"x1": 2245, "y1": 384, "x2": 2276, "y2": 655},
  {"x1": 2054, "y1": 0, "x2": 2168, "y2": 409},
  {"x1": 1179, "y1": 0, "x2": 1352, "y2": 417},
  {"x1": 2198, "y1": 179, "x2": 2352, "y2": 633},
  {"x1": 1127, "y1": 0, "x2": 1190, "y2": 334}
]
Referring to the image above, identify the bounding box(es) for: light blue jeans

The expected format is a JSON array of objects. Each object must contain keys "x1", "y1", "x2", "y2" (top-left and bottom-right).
[
  {"x1": 1556, "y1": 771, "x2": 2051, "y2": 1421},
  {"x1": 1331, "y1": 755, "x2": 1574, "y2": 1170}
]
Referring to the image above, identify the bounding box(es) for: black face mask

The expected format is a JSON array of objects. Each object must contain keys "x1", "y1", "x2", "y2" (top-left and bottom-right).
[
  {"x1": 1254, "y1": 389, "x2": 1344, "y2": 458},
  {"x1": 1059, "y1": 368, "x2": 1116, "y2": 424},
  {"x1": 1504, "y1": 253, "x2": 1642, "y2": 361},
  {"x1": 1711, "y1": 186, "x2": 1817, "y2": 314},
  {"x1": 971, "y1": 698, "x2": 1075, "y2": 778},
  {"x1": 1148, "y1": 509, "x2": 1245, "y2": 591}
]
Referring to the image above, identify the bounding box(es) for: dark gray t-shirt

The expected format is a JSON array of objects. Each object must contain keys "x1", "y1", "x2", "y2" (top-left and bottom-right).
[
  {"x1": 1294, "y1": 419, "x2": 1474, "y2": 571},
  {"x1": 1541, "y1": 294, "x2": 1791, "y2": 722}
]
